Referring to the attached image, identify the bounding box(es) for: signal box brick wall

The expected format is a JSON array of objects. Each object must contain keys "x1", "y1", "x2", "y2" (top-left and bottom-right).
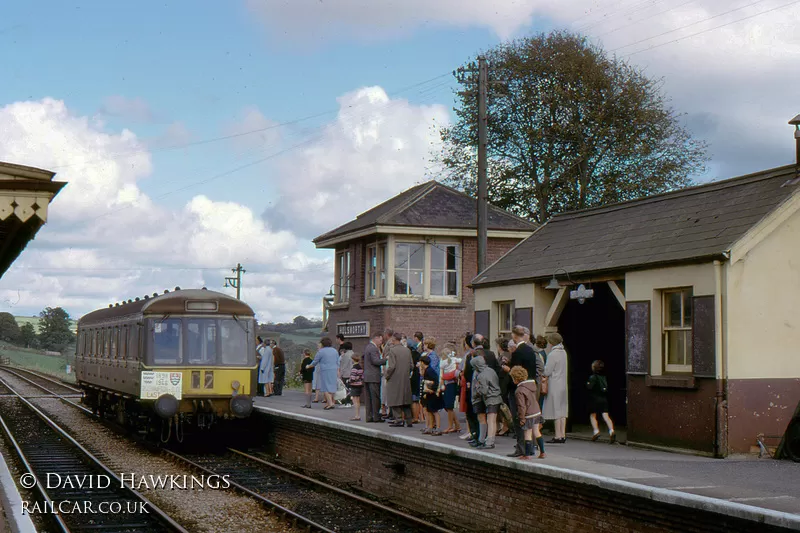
[
  {"x1": 329, "y1": 237, "x2": 521, "y2": 352},
  {"x1": 257, "y1": 413, "x2": 791, "y2": 533}
]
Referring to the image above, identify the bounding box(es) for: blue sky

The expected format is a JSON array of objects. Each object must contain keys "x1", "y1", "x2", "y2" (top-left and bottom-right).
[{"x1": 0, "y1": 0, "x2": 798, "y2": 321}]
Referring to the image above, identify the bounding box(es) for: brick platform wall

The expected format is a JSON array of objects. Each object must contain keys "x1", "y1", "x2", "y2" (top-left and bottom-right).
[{"x1": 256, "y1": 413, "x2": 794, "y2": 533}]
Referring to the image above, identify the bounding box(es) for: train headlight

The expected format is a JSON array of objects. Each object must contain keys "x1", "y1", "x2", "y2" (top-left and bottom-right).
[
  {"x1": 154, "y1": 394, "x2": 179, "y2": 419},
  {"x1": 231, "y1": 380, "x2": 240, "y2": 391},
  {"x1": 230, "y1": 395, "x2": 253, "y2": 418}
]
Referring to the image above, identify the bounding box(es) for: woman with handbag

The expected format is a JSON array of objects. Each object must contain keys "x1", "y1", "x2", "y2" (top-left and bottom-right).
[{"x1": 438, "y1": 344, "x2": 461, "y2": 434}]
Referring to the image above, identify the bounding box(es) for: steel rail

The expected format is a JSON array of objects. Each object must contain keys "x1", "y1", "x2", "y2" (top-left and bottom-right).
[
  {"x1": 0, "y1": 367, "x2": 90, "y2": 412},
  {"x1": 0, "y1": 375, "x2": 189, "y2": 533},
  {"x1": 163, "y1": 449, "x2": 335, "y2": 533},
  {"x1": 229, "y1": 448, "x2": 457, "y2": 533}
]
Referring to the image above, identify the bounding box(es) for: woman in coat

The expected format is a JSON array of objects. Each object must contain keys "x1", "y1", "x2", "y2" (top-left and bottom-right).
[
  {"x1": 542, "y1": 332, "x2": 569, "y2": 443},
  {"x1": 257, "y1": 339, "x2": 274, "y2": 397},
  {"x1": 308, "y1": 337, "x2": 340, "y2": 410}
]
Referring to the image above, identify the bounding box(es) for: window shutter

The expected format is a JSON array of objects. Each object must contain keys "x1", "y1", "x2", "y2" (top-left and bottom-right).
[
  {"x1": 692, "y1": 296, "x2": 716, "y2": 377},
  {"x1": 514, "y1": 307, "x2": 533, "y2": 332},
  {"x1": 474, "y1": 310, "x2": 489, "y2": 338},
  {"x1": 626, "y1": 301, "x2": 649, "y2": 375}
]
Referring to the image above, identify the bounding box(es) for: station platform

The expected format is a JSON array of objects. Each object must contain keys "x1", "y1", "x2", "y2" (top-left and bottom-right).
[{"x1": 253, "y1": 390, "x2": 800, "y2": 520}]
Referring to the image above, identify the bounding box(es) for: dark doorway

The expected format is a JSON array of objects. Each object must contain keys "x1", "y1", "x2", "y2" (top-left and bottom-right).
[{"x1": 556, "y1": 281, "x2": 627, "y2": 429}]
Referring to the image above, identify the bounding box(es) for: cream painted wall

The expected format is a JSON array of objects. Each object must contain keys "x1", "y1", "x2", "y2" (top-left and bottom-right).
[
  {"x1": 626, "y1": 263, "x2": 718, "y2": 376},
  {"x1": 474, "y1": 283, "x2": 536, "y2": 343},
  {"x1": 727, "y1": 198, "x2": 800, "y2": 379}
]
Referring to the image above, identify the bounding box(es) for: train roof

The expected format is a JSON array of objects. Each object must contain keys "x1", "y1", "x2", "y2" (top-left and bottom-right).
[{"x1": 78, "y1": 288, "x2": 255, "y2": 325}]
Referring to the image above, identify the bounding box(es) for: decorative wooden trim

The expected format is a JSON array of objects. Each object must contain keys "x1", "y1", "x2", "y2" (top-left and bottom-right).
[
  {"x1": 607, "y1": 280, "x2": 626, "y2": 310},
  {"x1": 545, "y1": 287, "x2": 568, "y2": 328}
]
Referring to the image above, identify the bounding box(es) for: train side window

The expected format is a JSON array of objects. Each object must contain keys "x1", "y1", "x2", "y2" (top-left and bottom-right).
[
  {"x1": 120, "y1": 327, "x2": 127, "y2": 360},
  {"x1": 129, "y1": 324, "x2": 139, "y2": 361},
  {"x1": 93, "y1": 330, "x2": 98, "y2": 356},
  {"x1": 219, "y1": 319, "x2": 248, "y2": 365},
  {"x1": 111, "y1": 327, "x2": 118, "y2": 360},
  {"x1": 152, "y1": 319, "x2": 182, "y2": 364},
  {"x1": 186, "y1": 319, "x2": 216, "y2": 365}
]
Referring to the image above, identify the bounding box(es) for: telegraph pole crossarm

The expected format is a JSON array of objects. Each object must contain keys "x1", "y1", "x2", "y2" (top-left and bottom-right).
[{"x1": 224, "y1": 263, "x2": 246, "y2": 299}]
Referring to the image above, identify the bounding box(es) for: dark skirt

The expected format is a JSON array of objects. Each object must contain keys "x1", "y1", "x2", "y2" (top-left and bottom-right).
[
  {"x1": 589, "y1": 396, "x2": 609, "y2": 415},
  {"x1": 442, "y1": 382, "x2": 457, "y2": 410},
  {"x1": 349, "y1": 385, "x2": 363, "y2": 398},
  {"x1": 425, "y1": 393, "x2": 444, "y2": 412}
]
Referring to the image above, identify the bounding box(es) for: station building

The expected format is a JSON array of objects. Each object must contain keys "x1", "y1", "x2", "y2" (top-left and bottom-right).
[
  {"x1": 471, "y1": 161, "x2": 800, "y2": 457},
  {"x1": 0, "y1": 161, "x2": 66, "y2": 278},
  {"x1": 313, "y1": 181, "x2": 536, "y2": 353}
]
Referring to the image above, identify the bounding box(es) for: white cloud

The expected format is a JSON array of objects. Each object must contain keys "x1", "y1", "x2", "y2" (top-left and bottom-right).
[
  {"x1": 99, "y1": 95, "x2": 155, "y2": 123},
  {"x1": 222, "y1": 106, "x2": 282, "y2": 155},
  {"x1": 0, "y1": 98, "x2": 329, "y2": 322},
  {"x1": 245, "y1": 0, "x2": 538, "y2": 41},
  {"x1": 263, "y1": 86, "x2": 450, "y2": 238}
]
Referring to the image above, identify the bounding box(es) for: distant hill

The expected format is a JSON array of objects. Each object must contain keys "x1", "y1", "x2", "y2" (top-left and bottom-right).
[{"x1": 14, "y1": 316, "x2": 78, "y2": 334}]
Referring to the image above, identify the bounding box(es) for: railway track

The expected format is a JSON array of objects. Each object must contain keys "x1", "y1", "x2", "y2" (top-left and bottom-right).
[
  {"x1": 0, "y1": 366, "x2": 82, "y2": 397},
  {"x1": 166, "y1": 448, "x2": 456, "y2": 533},
  {"x1": 0, "y1": 376, "x2": 188, "y2": 533}
]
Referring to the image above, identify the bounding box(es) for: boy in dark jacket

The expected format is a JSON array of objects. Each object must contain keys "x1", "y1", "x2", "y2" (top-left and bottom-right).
[{"x1": 511, "y1": 366, "x2": 545, "y2": 459}]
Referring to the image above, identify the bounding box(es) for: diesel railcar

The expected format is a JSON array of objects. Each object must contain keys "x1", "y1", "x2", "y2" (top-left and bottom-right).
[{"x1": 74, "y1": 287, "x2": 257, "y2": 442}]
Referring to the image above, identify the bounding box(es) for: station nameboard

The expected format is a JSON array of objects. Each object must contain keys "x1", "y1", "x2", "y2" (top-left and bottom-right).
[
  {"x1": 337, "y1": 321, "x2": 370, "y2": 338},
  {"x1": 140, "y1": 371, "x2": 183, "y2": 400}
]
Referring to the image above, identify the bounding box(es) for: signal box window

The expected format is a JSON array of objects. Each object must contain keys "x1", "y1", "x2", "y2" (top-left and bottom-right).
[
  {"x1": 663, "y1": 288, "x2": 693, "y2": 373},
  {"x1": 153, "y1": 319, "x2": 182, "y2": 364},
  {"x1": 430, "y1": 244, "x2": 459, "y2": 297},
  {"x1": 394, "y1": 242, "x2": 424, "y2": 296}
]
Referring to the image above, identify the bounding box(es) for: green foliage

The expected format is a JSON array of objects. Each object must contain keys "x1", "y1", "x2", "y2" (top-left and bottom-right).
[
  {"x1": 0, "y1": 312, "x2": 20, "y2": 343},
  {"x1": 19, "y1": 323, "x2": 37, "y2": 348},
  {"x1": 37, "y1": 307, "x2": 76, "y2": 352},
  {"x1": 437, "y1": 30, "x2": 709, "y2": 223}
]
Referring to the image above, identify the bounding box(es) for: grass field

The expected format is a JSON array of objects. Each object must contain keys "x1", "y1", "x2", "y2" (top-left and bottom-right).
[
  {"x1": 0, "y1": 344, "x2": 76, "y2": 383},
  {"x1": 14, "y1": 316, "x2": 79, "y2": 334}
]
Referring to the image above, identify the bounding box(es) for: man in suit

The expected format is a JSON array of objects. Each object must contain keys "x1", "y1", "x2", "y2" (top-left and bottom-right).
[
  {"x1": 272, "y1": 340, "x2": 286, "y2": 396},
  {"x1": 384, "y1": 332, "x2": 414, "y2": 427},
  {"x1": 363, "y1": 332, "x2": 387, "y2": 423},
  {"x1": 502, "y1": 325, "x2": 539, "y2": 457}
]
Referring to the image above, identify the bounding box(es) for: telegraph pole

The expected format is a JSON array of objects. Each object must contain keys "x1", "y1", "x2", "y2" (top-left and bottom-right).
[
  {"x1": 455, "y1": 56, "x2": 490, "y2": 274},
  {"x1": 224, "y1": 263, "x2": 246, "y2": 299},
  {"x1": 477, "y1": 56, "x2": 488, "y2": 274}
]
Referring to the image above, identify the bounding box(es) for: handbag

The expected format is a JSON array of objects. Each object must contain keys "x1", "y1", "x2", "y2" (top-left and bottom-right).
[
  {"x1": 333, "y1": 379, "x2": 347, "y2": 401},
  {"x1": 540, "y1": 376, "x2": 549, "y2": 395}
]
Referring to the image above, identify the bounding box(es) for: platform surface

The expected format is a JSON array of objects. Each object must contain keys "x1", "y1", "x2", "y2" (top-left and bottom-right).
[{"x1": 254, "y1": 390, "x2": 800, "y2": 517}]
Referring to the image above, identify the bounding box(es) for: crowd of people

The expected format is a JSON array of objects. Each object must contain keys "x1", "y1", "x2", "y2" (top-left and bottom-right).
[{"x1": 273, "y1": 326, "x2": 617, "y2": 460}]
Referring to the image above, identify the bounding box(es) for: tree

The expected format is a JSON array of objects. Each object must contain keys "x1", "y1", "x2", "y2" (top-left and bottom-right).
[
  {"x1": 37, "y1": 307, "x2": 75, "y2": 352},
  {"x1": 292, "y1": 316, "x2": 313, "y2": 329},
  {"x1": 436, "y1": 31, "x2": 709, "y2": 223},
  {"x1": 19, "y1": 323, "x2": 37, "y2": 348},
  {"x1": 0, "y1": 312, "x2": 20, "y2": 344}
]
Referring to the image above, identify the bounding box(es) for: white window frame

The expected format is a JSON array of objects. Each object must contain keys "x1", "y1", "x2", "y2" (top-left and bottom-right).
[
  {"x1": 662, "y1": 288, "x2": 693, "y2": 373},
  {"x1": 365, "y1": 242, "x2": 388, "y2": 299},
  {"x1": 390, "y1": 238, "x2": 461, "y2": 302},
  {"x1": 497, "y1": 301, "x2": 514, "y2": 338},
  {"x1": 429, "y1": 243, "x2": 460, "y2": 298},
  {"x1": 335, "y1": 250, "x2": 351, "y2": 303}
]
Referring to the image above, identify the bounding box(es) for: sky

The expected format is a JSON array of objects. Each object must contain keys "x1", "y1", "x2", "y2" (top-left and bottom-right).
[{"x1": 0, "y1": 0, "x2": 798, "y2": 323}]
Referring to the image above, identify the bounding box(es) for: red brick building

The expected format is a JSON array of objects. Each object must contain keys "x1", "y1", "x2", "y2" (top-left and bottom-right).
[{"x1": 313, "y1": 181, "x2": 537, "y2": 352}]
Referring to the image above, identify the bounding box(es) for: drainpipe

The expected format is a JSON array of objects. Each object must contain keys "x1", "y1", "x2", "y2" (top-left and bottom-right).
[{"x1": 713, "y1": 259, "x2": 727, "y2": 458}]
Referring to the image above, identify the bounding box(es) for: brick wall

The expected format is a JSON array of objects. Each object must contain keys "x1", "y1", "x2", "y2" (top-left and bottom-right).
[
  {"x1": 329, "y1": 236, "x2": 522, "y2": 353},
  {"x1": 255, "y1": 413, "x2": 791, "y2": 533}
]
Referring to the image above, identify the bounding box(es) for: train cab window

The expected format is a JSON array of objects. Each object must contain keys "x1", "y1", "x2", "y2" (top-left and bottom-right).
[
  {"x1": 152, "y1": 319, "x2": 182, "y2": 364},
  {"x1": 219, "y1": 319, "x2": 248, "y2": 365},
  {"x1": 186, "y1": 319, "x2": 217, "y2": 365}
]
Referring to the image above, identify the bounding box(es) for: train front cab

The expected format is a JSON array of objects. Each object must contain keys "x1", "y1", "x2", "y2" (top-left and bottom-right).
[{"x1": 142, "y1": 314, "x2": 257, "y2": 426}]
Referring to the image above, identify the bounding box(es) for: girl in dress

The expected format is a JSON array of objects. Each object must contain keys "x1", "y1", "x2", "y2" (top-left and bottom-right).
[
  {"x1": 300, "y1": 349, "x2": 314, "y2": 408},
  {"x1": 587, "y1": 360, "x2": 616, "y2": 443},
  {"x1": 511, "y1": 366, "x2": 545, "y2": 459}
]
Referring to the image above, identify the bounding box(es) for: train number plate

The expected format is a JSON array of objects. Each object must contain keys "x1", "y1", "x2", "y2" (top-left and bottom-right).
[{"x1": 140, "y1": 371, "x2": 183, "y2": 400}]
